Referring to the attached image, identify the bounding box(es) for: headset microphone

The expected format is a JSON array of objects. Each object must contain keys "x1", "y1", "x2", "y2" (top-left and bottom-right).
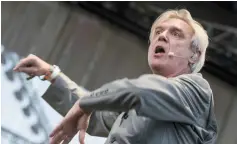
[
  {"x1": 166, "y1": 36, "x2": 189, "y2": 59},
  {"x1": 168, "y1": 52, "x2": 188, "y2": 59},
  {"x1": 161, "y1": 36, "x2": 197, "y2": 60},
  {"x1": 168, "y1": 52, "x2": 174, "y2": 57}
]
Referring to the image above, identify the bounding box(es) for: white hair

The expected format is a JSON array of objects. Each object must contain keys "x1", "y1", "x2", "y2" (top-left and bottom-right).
[{"x1": 149, "y1": 9, "x2": 209, "y2": 73}]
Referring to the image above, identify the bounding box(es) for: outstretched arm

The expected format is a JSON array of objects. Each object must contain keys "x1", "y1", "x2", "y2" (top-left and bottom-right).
[
  {"x1": 49, "y1": 73, "x2": 215, "y2": 144},
  {"x1": 79, "y1": 74, "x2": 212, "y2": 126},
  {"x1": 13, "y1": 54, "x2": 121, "y2": 138}
]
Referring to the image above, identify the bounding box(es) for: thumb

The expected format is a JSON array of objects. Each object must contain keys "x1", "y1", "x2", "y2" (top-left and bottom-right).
[{"x1": 79, "y1": 129, "x2": 86, "y2": 144}]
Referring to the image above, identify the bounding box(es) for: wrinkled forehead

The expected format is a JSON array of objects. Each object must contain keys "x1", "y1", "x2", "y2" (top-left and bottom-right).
[{"x1": 154, "y1": 18, "x2": 194, "y2": 37}]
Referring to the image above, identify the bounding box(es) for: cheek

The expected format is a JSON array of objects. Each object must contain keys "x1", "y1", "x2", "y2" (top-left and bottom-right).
[
  {"x1": 170, "y1": 42, "x2": 189, "y2": 56},
  {"x1": 148, "y1": 46, "x2": 153, "y2": 56},
  {"x1": 168, "y1": 57, "x2": 189, "y2": 69},
  {"x1": 168, "y1": 43, "x2": 190, "y2": 65},
  {"x1": 171, "y1": 59, "x2": 185, "y2": 65}
]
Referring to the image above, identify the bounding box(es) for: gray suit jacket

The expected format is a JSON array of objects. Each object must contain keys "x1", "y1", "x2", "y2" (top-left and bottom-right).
[{"x1": 42, "y1": 73, "x2": 218, "y2": 144}]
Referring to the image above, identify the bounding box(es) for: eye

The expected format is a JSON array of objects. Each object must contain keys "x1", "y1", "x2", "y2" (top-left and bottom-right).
[
  {"x1": 172, "y1": 31, "x2": 180, "y2": 37},
  {"x1": 155, "y1": 30, "x2": 162, "y2": 35}
]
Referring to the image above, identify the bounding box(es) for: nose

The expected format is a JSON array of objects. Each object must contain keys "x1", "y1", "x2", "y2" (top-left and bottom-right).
[
  {"x1": 158, "y1": 35, "x2": 168, "y2": 42},
  {"x1": 157, "y1": 31, "x2": 168, "y2": 43}
]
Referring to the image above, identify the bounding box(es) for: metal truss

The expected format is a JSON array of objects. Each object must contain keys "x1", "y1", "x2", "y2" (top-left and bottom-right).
[{"x1": 66, "y1": 1, "x2": 237, "y2": 85}]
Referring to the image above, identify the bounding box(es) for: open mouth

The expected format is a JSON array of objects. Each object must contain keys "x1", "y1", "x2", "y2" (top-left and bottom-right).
[{"x1": 155, "y1": 46, "x2": 165, "y2": 54}]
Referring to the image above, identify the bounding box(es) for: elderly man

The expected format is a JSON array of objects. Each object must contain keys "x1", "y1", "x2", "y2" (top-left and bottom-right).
[{"x1": 14, "y1": 9, "x2": 218, "y2": 144}]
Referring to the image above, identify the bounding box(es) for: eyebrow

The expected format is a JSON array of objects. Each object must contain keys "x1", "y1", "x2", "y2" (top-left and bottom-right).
[
  {"x1": 155, "y1": 26, "x2": 184, "y2": 33},
  {"x1": 170, "y1": 26, "x2": 184, "y2": 33},
  {"x1": 155, "y1": 26, "x2": 163, "y2": 30}
]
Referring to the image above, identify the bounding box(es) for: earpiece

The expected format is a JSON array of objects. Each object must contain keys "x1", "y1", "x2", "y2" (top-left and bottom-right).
[
  {"x1": 164, "y1": 36, "x2": 200, "y2": 61},
  {"x1": 190, "y1": 39, "x2": 199, "y2": 61},
  {"x1": 168, "y1": 51, "x2": 200, "y2": 61},
  {"x1": 190, "y1": 53, "x2": 198, "y2": 61}
]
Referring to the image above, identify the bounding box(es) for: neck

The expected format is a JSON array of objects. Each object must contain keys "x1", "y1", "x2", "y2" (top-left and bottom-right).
[{"x1": 153, "y1": 66, "x2": 191, "y2": 78}]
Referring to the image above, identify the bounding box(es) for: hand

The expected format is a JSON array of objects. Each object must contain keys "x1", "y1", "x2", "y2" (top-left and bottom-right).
[
  {"x1": 13, "y1": 54, "x2": 51, "y2": 76},
  {"x1": 49, "y1": 100, "x2": 91, "y2": 144}
]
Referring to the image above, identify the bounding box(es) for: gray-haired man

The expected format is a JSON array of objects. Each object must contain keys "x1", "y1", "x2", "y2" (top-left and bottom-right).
[{"x1": 14, "y1": 9, "x2": 218, "y2": 144}]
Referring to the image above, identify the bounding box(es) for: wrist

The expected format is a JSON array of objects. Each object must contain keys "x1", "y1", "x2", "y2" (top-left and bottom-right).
[
  {"x1": 50, "y1": 65, "x2": 61, "y2": 80},
  {"x1": 43, "y1": 65, "x2": 61, "y2": 82},
  {"x1": 78, "y1": 100, "x2": 92, "y2": 114}
]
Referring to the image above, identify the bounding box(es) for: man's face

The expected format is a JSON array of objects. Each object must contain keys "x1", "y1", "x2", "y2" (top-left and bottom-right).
[{"x1": 148, "y1": 18, "x2": 194, "y2": 76}]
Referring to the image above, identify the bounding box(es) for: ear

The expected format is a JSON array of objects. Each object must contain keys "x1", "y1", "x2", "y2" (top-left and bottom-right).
[{"x1": 189, "y1": 51, "x2": 201, "y2": 64}]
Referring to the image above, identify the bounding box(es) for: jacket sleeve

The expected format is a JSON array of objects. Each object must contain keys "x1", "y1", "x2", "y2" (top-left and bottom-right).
[
  {"x1": 79, "y1": 74, "x2": 212, "y2": 126},
  {"x1": 41, "y1": 72, "x2": 121, "y2": 137}
]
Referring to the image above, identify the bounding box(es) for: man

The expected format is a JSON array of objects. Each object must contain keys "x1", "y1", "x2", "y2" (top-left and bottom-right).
[{"x1": 14, "y1": 9, "x2": 218, "y2": 144}]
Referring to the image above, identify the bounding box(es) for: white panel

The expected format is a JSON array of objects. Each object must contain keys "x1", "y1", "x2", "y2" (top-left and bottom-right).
[{"x1": 1, "y1": 45, "x2": 106, "y2": 144}]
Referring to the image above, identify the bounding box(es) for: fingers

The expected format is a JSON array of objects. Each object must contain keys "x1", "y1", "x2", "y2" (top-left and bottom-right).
[
  {"x1": 78, "y1": 114, "x2": 90, "y2": 144},
  {"x1": 79, "y1": 130, "x2": 86, "y2": 144},
  {"x1": 13, "y1": 58, "x2": 27, "y2": 71},
  {"x1": 49, "y1": 131, "x2": 65, "y2": 144},
  {"x1": 50, "y1": 124, "x2": 63, "y2": 138},
  {"x1": 61, "y1": 136, "x2": 73, "y2": 144},
  {"x1": 14, "y1": 55, "x2": 36, "y2": 71},
  {"x1": 17, "y1": 67, "x2": 38, "y2": 75}
]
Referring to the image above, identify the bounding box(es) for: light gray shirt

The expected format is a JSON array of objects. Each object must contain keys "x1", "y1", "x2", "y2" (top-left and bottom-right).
[{"x1": 42, "y1": 72, "x2": 218, "y2": 144}]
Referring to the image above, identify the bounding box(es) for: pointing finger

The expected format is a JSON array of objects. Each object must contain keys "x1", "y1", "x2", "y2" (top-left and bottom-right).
[
  {"x1": 14, "y1": 56, "x2": 36, "y2": 71},
  {"x1": 17, "y1": 67, "x2": 38, "y2": 75}
]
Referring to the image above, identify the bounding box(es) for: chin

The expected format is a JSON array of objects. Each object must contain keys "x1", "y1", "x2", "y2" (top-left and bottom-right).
[{"x1": 149, "y1": 62, "x2": 162, "y2": 73}]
